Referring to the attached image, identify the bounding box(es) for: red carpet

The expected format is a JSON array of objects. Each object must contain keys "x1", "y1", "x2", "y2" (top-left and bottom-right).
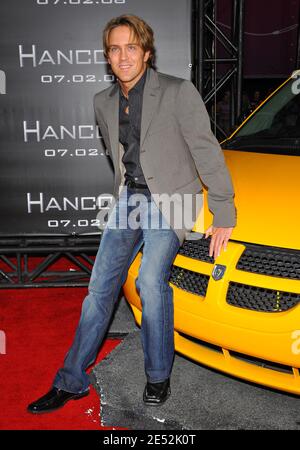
[{"x1": 0, "y1": 285, "x2": 125, "y2": 430}]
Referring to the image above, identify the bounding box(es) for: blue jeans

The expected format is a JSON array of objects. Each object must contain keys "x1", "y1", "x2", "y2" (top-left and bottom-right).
[{"x1": 53, "y1": 186, "x2": 181, "y2": 393}]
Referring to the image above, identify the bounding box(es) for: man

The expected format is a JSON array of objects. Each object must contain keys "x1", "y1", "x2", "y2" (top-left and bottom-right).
[{"x1": 27, "y1": 14, "x2": 236, "y2": 413}]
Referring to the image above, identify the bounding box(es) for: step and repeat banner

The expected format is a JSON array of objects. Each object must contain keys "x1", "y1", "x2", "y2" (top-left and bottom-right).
[{"x1": 0, "y1": 0, "x2": 192, "y2": 236}]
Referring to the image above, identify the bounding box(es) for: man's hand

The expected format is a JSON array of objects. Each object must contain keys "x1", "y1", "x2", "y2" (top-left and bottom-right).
[{"x1": 204, "y1": 225, "x2": 234, "y2": 259}]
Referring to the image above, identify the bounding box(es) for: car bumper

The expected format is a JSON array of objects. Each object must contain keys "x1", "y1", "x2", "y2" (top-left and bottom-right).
[{"x1": 123, "y1": 238, "x2": 300, "y2": 395}]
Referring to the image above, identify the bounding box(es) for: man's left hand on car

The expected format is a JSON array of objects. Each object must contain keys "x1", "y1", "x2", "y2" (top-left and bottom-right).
[{"x1": 205, "y1": 225, "x2": 234, "y2": 260}]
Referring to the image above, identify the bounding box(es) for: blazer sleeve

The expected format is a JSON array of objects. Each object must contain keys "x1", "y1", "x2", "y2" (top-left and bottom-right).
[{"x1": 175, "y1": 80, "x2": 237, "y2": 228}]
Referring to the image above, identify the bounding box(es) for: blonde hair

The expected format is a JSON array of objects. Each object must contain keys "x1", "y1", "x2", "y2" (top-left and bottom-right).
[{"x1": 103, "y1": 14, "x2": 155, "y2": 66}]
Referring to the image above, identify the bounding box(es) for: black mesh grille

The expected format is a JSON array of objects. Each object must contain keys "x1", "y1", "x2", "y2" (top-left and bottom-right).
[
  {"x1": 178, "y1": 233, "x2": 300, "y2": 281},
  {"x1": 236, "y1": 244, "x2": 300, "y2": 280},
  {"x1": 169, "y1": 265, "x2": 209, "y2": 297},
  {"x1": 178, "y1": 235, "x2": 214, "y2": 264},
  {"x1": 227, "y1": 281, "x2": 300, "y2": 312}
]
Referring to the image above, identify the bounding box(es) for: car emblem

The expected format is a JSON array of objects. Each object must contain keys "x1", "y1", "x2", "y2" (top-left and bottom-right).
[{"x1": 212, "y1": 264, "x2": 226, "y2": 281}]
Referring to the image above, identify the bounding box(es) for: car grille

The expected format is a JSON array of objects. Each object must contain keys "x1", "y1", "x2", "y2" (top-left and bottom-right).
[
  {"x1": 178, "y1": 236, "x2": 214, "y2": 263},
  {"x1": 169, "y1": 266, "x2": 209, "y2": 297},
  {"x1": 236, "y1": 244, "x2": 300, "y2": 280},
  {"x1": 226, "y1": 281, "x2": 300, "y2": 312},
  {"x1": 179, "y1": 233, "x2": 300, "y2": 280},
  {"x1": 141, "y1": 234, "x2": 300, "y2": 313}
]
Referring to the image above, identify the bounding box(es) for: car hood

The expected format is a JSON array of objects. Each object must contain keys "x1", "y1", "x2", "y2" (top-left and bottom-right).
[{"x1": 194, "y1": 149, "x2": 300, "y2": 251}]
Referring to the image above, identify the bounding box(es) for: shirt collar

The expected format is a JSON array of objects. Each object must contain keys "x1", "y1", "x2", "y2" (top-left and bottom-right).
[{"x1": 119, "y1": 67, "x2": 148, "y2": 98}]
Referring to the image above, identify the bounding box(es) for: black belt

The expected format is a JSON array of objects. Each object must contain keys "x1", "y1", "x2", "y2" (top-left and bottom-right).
[{"x1": 125, "y1": 179, "x2": 149, "y2": 189}]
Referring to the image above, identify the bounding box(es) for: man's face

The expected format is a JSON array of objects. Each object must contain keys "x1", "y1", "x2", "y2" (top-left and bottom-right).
[{"x1": 107, "y1": 25, "x2": 150, "y2": 89}]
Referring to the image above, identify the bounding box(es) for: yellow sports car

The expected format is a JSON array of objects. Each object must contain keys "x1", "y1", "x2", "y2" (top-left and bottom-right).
[{"x1": 123, "y1": 70, "x2": 300, "y2": 395}]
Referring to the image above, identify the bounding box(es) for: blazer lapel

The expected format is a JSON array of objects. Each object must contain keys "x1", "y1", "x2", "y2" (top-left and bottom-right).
[
  {"x1": 140, "y1": 68, "x2": 161, "y2": 146},
  {"x1": 106, "y1": 83, "x2": 119, "y2": 165}
]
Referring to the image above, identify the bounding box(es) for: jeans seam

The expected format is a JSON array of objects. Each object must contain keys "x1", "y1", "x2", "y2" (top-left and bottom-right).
[{"x1": 161, "y1": 235, "x2": 178, "y2": 378}]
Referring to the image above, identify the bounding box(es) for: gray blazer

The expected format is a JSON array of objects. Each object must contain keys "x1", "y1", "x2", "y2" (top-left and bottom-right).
[{"x1": 93, "y1": 67, "x2": 236, "y2": 245}]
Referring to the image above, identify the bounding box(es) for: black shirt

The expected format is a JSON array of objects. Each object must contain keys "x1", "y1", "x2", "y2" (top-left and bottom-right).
[{"x1": 119, "y1": 68, "x2": 148, "y2": 185}]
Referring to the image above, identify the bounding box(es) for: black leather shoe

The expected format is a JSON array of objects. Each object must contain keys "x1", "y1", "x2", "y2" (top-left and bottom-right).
[
  {"x1": 27, "y1": 387, "x2": 89, "y2": 414},
  {"x1": 143, "y1": 378, "x2": 171, "y2": 406}
]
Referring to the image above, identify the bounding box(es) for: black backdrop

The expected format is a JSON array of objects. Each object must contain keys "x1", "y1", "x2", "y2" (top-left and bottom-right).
[
  {"x1": 0, "y1": 0, "x2": 192, "y2": 236},
  {"x1": 1, "y1": 0, "x2": 299, "y2": 236}
]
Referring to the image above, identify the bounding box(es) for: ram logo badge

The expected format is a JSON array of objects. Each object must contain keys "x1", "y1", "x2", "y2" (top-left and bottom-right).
[{"x1": 212, "y1": 264, "x2": 226, "y2": 281}]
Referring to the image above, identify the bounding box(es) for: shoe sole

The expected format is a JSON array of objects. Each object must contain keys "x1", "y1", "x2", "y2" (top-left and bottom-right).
[
  {"x1": 143, "y1": 388, "x2": 171, "y2": 406},
  {"x1": 27, "y1": 390, "x2": 90, "y2": 414}
]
